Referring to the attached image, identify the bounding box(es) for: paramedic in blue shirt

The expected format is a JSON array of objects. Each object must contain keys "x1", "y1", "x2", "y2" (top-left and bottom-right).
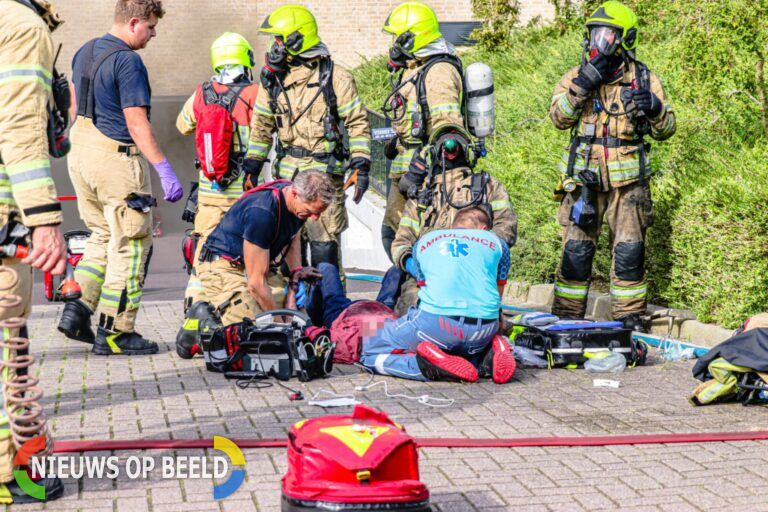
[{"x1": 359, "y1": 207, "x2": 516, "y2": 384}]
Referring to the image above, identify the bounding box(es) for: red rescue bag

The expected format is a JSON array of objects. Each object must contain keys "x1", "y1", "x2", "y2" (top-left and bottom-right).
[
  {"x1": 330, "y1": 300, "x2": 396, "y2": 364},
  {"x1": 281, "y1": 404, "x2": 430, "y2": 512},
  {"x1": 193, "y1": 81, "x2": 246, "y2": 189}
]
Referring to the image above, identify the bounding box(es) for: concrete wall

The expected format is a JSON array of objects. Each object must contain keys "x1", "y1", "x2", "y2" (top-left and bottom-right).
[{"x1": 52, "y1": 1, "x2": 554, "y2": 96}]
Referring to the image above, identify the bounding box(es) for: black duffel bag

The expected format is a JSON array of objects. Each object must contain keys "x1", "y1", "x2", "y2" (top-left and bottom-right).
[{"x1": 511, "y1": 320, "x2": 647, "y2": 368}]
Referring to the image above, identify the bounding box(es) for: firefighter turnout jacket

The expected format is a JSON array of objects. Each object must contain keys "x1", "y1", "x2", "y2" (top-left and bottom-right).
[
  {"x1": 246, "y1": 59, "x2": 370, "y2": 177},
  {"x1": 391, "y1": 167, "x2": 517, "y2": 272},
  {"x1": 0, "y1": 0, "x2": 62, "y2": 230},
  {"x1": 550, "y1": 62, "x2": 676, "y2": 188},
  {"x1": 389, "y1": 58, "x2": 464, "y2": 177}
]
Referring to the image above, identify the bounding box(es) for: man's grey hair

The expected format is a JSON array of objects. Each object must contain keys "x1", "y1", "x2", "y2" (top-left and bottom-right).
[{"x1": 293, "y1": 170, "x2": 335, "y2": 205}]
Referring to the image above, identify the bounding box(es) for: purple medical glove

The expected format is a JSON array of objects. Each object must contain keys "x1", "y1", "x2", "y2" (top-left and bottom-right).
[{"x1": 153, "y1": 158, "x2": 183, "y2": 202}]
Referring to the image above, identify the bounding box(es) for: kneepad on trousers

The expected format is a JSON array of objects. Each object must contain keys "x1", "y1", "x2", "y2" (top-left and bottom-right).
[
  {"x1": 561, "y1": 239, "x2": 596, "y2": 282},
  {"x1": 614, "y1": 241, "x2": 645, "y2": 281}
]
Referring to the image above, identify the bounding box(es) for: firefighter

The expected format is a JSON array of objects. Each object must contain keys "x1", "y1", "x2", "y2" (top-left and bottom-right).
[
  {"x1": 390, "y1": 127, "x2": 517, "y2": 316},
  {"x1": 245, "y1": 4, "x2": 371, "y2": 283},
  {"x1": 380, "y1": 1, "x2": 465, "y2": 260},
  {"x1": 195, "y1": 171, "x2": 334, "y2": 327},
  {"x1": 57, "y1": 0, "x2": 183, "y2": 355},
  {"x1": 0, "y1": 0, "x2": 68, "y2": 502},
  {"x1": 549, "y1": 1, "x2": 676, "y2": 331},
  {"x1": 176, "y1": 32, "x2": 262, "y2": 312}
]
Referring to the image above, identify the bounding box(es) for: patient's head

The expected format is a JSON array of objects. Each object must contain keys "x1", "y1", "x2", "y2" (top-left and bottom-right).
[{"x1": 452, "y1": 206, "x2": 491, "y2": 230}]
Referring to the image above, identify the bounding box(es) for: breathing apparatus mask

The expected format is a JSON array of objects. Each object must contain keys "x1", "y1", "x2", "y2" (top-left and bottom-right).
[
  {"x1": 588, "y1": 26, "x2": 621, "y2": 59},
  {"x1": 260, "y1": 32, "x2": 307, "y2": 85},
  {"x1": 399, "y1": 130, "x2": 473, "y2": 200},
  {"x1": 580, "y1": 25, "x2": 626, "y2": 83},
  {"x1": 569, "y1": 170, "x2": 599, "y2": 230},
  {"x1": 267, "y1": 38, "x2": 289, "y2": 71},
  {"x1": 387, "y1": 31, "x2": 415, "y2": 73}
]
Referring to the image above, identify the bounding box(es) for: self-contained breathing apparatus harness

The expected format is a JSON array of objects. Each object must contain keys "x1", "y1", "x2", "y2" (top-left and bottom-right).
[
  {"x1": 261, "y1": 57, "x2": 349, "y2": 176},
  {"x1": 383, "y1": 54, "x2": 493, "y2": 227},
  {"x1": 195, "y1": 80, "x2": 253, "y2": 189},
  {"x1": 416, "y1": 129, "x2": 493, "y2": 230},
  {"x1": 565, "y1": 59, "x2": 653, "y2": 188},
  {"x1": 382, "y1": 54, "x2": 466, "y2": 147}
]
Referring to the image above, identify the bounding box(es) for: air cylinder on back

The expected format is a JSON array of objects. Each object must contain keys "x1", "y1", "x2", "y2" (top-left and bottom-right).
[{"x1": 464, "y1": 62, "x2": 495, "y2": 139}]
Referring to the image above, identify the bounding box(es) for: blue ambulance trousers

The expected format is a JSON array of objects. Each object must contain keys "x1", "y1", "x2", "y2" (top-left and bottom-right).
[{"x1": 360, "y1": 307, "x2": 499, "y2": 381}]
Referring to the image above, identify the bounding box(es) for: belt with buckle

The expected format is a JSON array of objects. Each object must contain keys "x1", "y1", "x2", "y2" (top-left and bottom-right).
[
  {"x1": 445, "y1": 315, "x2": 498, "y2": 324},
  {"x1": 117, "y1": 145, "x2": 139, "y2": 156},
  {"x1": 201, "y1": 250, "x2": 242, "y2": 268}
]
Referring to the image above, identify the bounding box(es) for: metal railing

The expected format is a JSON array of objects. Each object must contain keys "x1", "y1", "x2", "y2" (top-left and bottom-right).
[{"x1": 366, "y1": 109, "x2": 392, "y2": 198}]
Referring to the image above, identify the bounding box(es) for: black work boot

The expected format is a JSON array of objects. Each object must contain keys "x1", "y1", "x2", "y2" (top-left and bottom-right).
[
  {"x1": 5, "y1": 474, "x2": 64, "y2": 503},
  {"x1": 93, "y1": 327, "x2": 159, "y2": 356},
  {"x1": 176, "y1": 301, "x2": 219, "y2": 359},
  {"x1": 57, "y1": 300, "x2": 95, "y2": 343},
  {"x1": 619, "y1": 314, "x2": 648, "y2": 333}
]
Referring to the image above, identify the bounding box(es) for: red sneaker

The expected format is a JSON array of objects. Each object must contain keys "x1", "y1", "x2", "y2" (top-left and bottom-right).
[
  {"x1": 416, "y1": 342, "x2": 478, "y2": 383},
  {"x1": 480, "y1": 335, "x2": 516, "y2": 384}
]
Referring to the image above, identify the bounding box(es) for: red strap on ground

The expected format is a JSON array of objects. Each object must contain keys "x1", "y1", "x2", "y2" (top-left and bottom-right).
[
  {"x1": 52, "y1": 431, "x2": 768, "y2": 453},
  {"x1": 57, "y1": 196, "x2": 77, "y2": 201}
]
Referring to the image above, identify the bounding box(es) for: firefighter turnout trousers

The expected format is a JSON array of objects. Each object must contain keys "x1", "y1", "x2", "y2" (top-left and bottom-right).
[
  {"x1": 68, "y1": 117, "x2": 153, "y2": 333},
  {"x1": 381, "y1": 175, "x2": 406, "y2": 261},
  {"x1": 273, "y1": 159, "x2": 348, "y2": 281},
  {"x1": 183, "y1": 198, "x2": 238, "y2": 309},
  {"x1": 552, "y1": 182, "x2": 654, "y2": 320},
  {"x1": 196, "y1": 259, "x2": 287, "y2": 326}
]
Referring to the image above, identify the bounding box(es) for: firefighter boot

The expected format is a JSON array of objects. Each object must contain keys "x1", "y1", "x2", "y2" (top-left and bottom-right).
[
  {"x1": 175, "y1": 301, "x2": 219, "y2": 359},
  {"x1": 416, "y1": 342, "x2": 478, "y2": 383},
  {"x1": 93, "y1": 327, "x2": 159, "y2": 356},
  {"x1": 57, "y1": 300, "x2": 95, "y2": 344},
  {"x1": 4, "y1": 474, "x2": 64, "y2": 504},
  {"x1": 479, "y1": 335, "x2": 517, "y2": 384},
  {"x1": 619, "y1": 314, "x2": 648, "y2": 333}
]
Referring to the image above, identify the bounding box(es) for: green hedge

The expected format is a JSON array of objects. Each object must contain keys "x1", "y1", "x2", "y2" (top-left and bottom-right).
[{"x1": 353, "y1": 1, "x2": 768, "y2": 328}]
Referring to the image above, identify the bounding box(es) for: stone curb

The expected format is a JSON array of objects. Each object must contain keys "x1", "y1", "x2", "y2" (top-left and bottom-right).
[{"x1": 502, "y1": 281, "x2": 732, "y2": 348}]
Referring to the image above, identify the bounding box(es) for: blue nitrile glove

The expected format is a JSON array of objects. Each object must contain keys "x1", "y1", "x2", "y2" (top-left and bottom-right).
[
  {"x1": 295, "y1": 281, "x2": 308, "y2": 309},
  {"x1": 284, "y1": 281, "x2": 309, "y2": 309},
  {"x1": 153, "y1": 158, "x2": 183, "y2": 202},
  {"x1": 405, "y1": 257, "x2": 418, "y2": 278}
]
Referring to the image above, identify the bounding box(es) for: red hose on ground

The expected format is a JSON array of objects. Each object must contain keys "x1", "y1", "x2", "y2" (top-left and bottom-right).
[{"x1": 51, "y1": 431, "x2": 768, "y2": 453}]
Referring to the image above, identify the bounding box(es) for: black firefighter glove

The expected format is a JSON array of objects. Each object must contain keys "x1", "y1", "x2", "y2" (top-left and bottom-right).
[
  {"x1": 343, "y1": 157, "x2": 371, "y2": 204},
  {"x1": 572, "y1": 53, "x2": 610, "y2": 94},
  {"x1": 632, "y1": 88, "x2": 664, "y2": 119},
  {"x1": 398, "y1": 151, "x2": 428, "y2": 199},
  {"x1": 384, "y1": 136, "x2": 399, "y2": 161},
  {"x1": 242, "y1": 159, "x2": 264, "y2": 191}
]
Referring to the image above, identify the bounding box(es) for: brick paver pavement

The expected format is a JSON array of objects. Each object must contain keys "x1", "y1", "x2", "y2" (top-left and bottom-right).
[{"x1": 9, "y1": 300, "x2": 768, "y2": 511}]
